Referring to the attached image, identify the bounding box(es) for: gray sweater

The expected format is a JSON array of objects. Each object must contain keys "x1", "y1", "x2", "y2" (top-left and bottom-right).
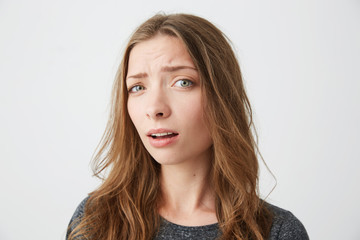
[{"x1": 67, "y1": 197, "x2": 309, "y2": 240}]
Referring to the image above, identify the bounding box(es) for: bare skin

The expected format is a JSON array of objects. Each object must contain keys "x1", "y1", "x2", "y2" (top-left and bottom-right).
[
  {"x1": 127, "y1": 34, "x2": 217, "y2": 226},
  {"x1": 158, "y1": 151, "x2": 217, "y2": 226}
]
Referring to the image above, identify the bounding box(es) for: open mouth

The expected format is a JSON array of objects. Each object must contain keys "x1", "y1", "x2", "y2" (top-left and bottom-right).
[{"x1": 150, "y1": 132, "x2": 179, "y2": 139}]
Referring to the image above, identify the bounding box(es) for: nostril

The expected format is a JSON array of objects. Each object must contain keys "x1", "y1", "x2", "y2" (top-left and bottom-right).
[{"x1": 156, "y1": 112, "x2": 164, "y2": 117}]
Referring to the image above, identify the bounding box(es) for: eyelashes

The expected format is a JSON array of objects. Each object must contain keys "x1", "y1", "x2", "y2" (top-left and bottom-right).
[
  {"x1": 128, "y1": 85, "x2": 145, "y2": 93},
  {"x1": 128, "y1": 79, "x2": 194, "y2": 93},
  {"x1": 173, "y1": 79, "x2": 193, "y2": 88}
]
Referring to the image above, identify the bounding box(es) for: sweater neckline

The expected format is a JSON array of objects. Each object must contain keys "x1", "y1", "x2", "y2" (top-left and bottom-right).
[{"x1": 160, "y1": 216, "x2": 219, "y2": 230}]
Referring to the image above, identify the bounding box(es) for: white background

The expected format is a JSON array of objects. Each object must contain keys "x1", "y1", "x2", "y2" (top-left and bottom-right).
[{"x1": 0, "y1": 0, "x2": 359, "y2": 239}]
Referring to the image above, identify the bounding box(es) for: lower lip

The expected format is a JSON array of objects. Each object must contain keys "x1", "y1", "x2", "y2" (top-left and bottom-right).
[{"x1": 148, "y1": 134, "x2": 179, "y2": 148}]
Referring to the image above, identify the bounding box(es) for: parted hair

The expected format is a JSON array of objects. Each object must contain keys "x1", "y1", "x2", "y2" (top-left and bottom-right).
[{"x1": 67, "y1": 13, "x2": 273, "y2": 240}]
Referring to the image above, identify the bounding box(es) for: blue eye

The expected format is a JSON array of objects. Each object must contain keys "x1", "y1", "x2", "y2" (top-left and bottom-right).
[
  {"x1": 129, "y1": 85, "x2": 145, "y2": 93},
  {"x1": 174, "y1": 79, "x2": 193, "y2": 88}
]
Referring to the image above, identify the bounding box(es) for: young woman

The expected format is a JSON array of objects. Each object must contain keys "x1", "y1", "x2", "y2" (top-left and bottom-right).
[{"x1": 66, "y1": 13, "x2": 309, "y2": 240}]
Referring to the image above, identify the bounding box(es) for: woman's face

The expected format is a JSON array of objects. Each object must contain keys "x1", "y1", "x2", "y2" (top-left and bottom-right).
[{"x1": 126, "y1": 34, "x2": 213, "y2": 166}]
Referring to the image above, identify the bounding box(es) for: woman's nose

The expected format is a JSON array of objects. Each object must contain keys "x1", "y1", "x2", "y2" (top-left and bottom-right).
[{"x1": 145, "y1": 89, "x2": 171, "y2": 120}]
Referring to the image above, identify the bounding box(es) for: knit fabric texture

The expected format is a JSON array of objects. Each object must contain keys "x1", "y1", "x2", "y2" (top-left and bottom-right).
[{"x1": 66, "y1": 197, "x2": 309, "y2": 240}]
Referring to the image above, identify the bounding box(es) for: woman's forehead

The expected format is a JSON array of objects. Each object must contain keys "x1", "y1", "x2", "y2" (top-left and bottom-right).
[{"x1": 127, "y1": 35, "x2": 195, "y2": 75}]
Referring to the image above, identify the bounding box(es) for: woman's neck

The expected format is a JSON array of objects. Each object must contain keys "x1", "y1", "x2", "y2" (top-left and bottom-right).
[{"x1": 158, "y1": 158, "x2": 217, "y2": 226}]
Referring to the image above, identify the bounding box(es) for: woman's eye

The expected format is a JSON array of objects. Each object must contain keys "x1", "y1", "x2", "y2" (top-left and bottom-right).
[
  {"x1": 174, "y1": 79, "x2": 193, "y2": 88},
  {"x1": 129, "y1": 85, "x2": 145, "y2": 93}
]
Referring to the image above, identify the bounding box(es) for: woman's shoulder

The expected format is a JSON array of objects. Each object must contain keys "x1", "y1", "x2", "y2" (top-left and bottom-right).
[
  {"x1": 69, "y1": 196, "x2": 89, "y2": 221},
  {"x1": 265, "y1": 202, "x2": 309, "y2": 240},
  {"x1": 66, "y1": 197, "x2": 309, "y2": 240},
  {"x1": 66, "y1": 196, "x2": 90, "y2": 239}
]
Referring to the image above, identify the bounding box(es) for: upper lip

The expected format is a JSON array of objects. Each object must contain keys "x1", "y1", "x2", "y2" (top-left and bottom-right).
[{"x1": 146, "y1": 128, "x2": 179, "y2": 136}]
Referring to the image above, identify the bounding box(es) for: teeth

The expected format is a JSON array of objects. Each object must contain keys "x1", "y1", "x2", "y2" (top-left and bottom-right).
[{"x1": 151, "y1": 132, "x2": 174, "y2": 137}]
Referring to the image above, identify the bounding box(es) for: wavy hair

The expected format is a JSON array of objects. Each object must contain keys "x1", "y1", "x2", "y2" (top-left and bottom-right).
[{"x1": 67, "y1": 13, "x2": 273, "y2": 240}]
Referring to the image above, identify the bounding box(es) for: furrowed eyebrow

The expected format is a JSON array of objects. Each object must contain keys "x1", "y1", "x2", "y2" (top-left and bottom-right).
[
  {"x1": 160, "y1": 65, "x2": 197, "y2": 72},
  {"x1": 126, "y1": 65, "x2": 197, "y2": 81},
  {"x1": 126, "y1": 73, "x2": 148, "y2": 80}
]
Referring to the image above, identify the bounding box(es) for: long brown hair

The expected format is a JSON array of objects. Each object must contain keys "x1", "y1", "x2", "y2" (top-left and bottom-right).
[{"x1": 68, "y1": 13, "x2": 273, "y2": 240}]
